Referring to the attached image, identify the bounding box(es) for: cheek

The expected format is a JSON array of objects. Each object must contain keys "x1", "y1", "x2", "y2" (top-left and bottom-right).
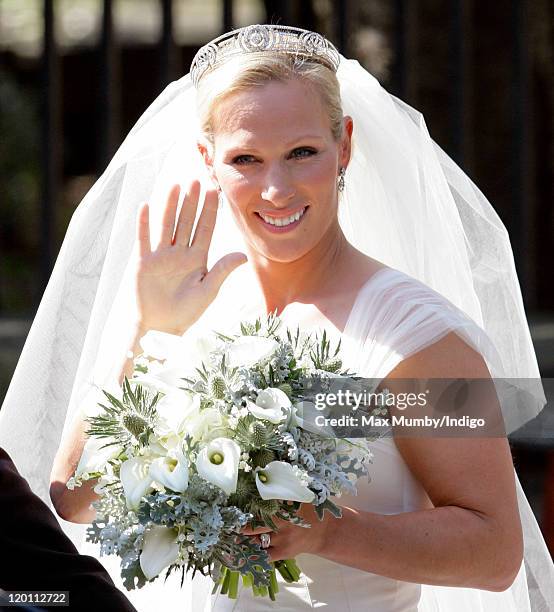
[
  {"x1": 298, "y1": 155, "x2": 337, "y2": 193},
  {"x1": 216, "y1": 165, "x2": 251, "y2": 205}
]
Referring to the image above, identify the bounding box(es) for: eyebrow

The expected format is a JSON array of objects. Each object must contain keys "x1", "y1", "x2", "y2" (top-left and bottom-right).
[{"x1": 223, "y1": 135, "x2": 326, "y2": 154}]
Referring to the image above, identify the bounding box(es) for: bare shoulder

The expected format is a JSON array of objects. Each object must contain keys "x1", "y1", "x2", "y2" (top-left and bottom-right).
[
  {"x1": 381, "y1": 331, "x2": 518, "y2": 519},
  {"x1": 387, "y1": 331, "x2": 491, "y2": 380}
]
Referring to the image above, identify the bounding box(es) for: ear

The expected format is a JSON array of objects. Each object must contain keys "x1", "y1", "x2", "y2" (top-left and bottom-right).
[
  {"x1": 197, "y1": 139, "x2": 220, "y2": 191},
  {"x1": 339, "y1": 115, "x2": 353, "y2": 170}
]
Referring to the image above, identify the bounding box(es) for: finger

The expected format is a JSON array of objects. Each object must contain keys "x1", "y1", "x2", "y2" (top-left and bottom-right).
[
  {"x1": 203, "y1": 252, "x2": 248, "y2": 298},
  {"x1": 159, "y1": 184, "x2": 181, "y2": 247},
  {"x1": 266, "y1": 546, "x2": 287, "y2": 563},
  {"x1": 173, "y1": 180, "x2": 201, "y2": 247},
  {"x1": 137, "y1": 203, "x2": 151, "y2": 257},
  {"x1": 190, "y1": 188, "x2": 219, "y2": 250}
]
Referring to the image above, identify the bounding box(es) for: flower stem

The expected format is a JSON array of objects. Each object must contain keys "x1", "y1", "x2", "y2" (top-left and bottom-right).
[
  {"x1": 220, "y1": 568, "x2": 231, "y2": 595},
  {"x1": 228, "y1": 570, "x2": 239, "y2": 599}
]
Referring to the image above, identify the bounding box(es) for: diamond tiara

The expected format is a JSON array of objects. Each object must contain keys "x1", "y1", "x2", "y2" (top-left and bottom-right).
[{"x1": 190, "y1": 24, "x2": 341, "y2": 88}]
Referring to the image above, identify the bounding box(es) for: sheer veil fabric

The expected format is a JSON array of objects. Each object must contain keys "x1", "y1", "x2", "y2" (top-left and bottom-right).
[{"x1": 0, "y1": 48, "x2": 552, "y2": 611}]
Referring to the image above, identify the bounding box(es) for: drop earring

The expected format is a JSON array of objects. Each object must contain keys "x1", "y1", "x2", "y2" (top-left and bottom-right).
[{"x1": 337, "y1": 167, "x2": 346, "y2": 192}]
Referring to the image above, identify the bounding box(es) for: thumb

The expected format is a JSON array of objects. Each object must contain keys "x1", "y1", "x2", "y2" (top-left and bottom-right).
[{"x1": 204, "y1": 252, "x2": 248, "y2": 296}]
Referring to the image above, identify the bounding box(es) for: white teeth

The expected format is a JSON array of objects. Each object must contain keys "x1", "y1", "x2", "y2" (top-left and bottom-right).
[{"x1": 260, "y1": 207, "x2": 306, "y2": 227}]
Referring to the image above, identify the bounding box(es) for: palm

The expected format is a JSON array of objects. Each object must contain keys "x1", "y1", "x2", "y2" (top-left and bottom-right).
[{"x1": 135, "y1": 182, "x2": 247, "y2": 335}]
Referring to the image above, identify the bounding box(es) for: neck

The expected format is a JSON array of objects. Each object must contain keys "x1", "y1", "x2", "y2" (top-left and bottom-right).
[{"x1": 246, "y1": 221, "x2": 357, "y2": 315}]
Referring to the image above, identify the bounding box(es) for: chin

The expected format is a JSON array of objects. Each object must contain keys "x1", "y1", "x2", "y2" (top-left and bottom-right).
[{"x1": 251, "y1": 240, "x2": 314, "y2": 264}]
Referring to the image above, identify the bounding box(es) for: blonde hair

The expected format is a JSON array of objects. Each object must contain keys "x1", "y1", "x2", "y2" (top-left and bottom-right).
[{"x1": 195, "y1": 52, "x2": 344, "y2": 147}]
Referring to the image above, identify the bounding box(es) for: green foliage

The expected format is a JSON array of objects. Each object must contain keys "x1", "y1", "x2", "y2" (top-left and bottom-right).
[{"x1": 86, "y1": 376, "x2": 161, "y2": 447}]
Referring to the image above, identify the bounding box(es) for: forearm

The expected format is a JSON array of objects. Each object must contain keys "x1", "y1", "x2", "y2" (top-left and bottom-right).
[
  {"x1": 117, "y1": 321, "x2": 149, "y2": 384},
  {"x1": 51, "y1": 322, "x2": 149, "y2": 523},
  {"x1": 50, "y1": 478, "x2": 99, "y2": 524},
  {"x1": 317, "y1": 504, "x2": 520, "y2": 592}
]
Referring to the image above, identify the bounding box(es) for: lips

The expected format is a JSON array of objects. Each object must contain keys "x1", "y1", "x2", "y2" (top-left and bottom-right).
[
  {"x1": 256, "y1": 206, "x2": 308, "y2": 233},
  {"x1": 257, "y1": 206, "x2": 307, "y2": 228}
]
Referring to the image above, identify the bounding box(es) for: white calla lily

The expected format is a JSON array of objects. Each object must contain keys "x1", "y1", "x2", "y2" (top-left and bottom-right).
[
  {"x1": 139, "y1": 525, "x2": 180, "y2": 580},
  {"x1": 120, "y1": 456, "x2": 154, "y2": 509},
  {"x1": 149, "y1": 449, "x2": 189, "y2": 492},
  {"x1": 255, "y1": 461, "x2": 315, "y2": 502},
  {"x1": 225, "y1": 336, "x2": 279, "y2": 368},
  {"x1": 195, "y1": 437, "x2": 241, "y2": 495},
  {"x1": 247, "y1": 388, "x2": 291, "y2": 424}
]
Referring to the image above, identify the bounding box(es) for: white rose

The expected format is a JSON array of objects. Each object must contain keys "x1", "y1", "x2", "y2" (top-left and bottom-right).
[
  {"x1": 247, "y1": 387, "x2": 291, "y2": 424},
  {"x1": 225, "y1": 336, "x2": 279, "y2": 369}
]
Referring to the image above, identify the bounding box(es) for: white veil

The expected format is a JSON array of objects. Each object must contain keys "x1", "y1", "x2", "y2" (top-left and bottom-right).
[{"x1": 0, "y1": 38, "x2": 552, "y2": 611}]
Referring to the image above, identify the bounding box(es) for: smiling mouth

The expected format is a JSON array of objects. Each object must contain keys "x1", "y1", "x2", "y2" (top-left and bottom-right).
[{"x1": 256, "y1": 206, "x2": 308, "y2": 228}]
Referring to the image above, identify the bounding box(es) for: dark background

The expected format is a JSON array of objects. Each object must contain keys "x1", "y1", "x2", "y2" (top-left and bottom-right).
[{"x1": 1, "y1": 0, "x2": 553, "y2": 554}]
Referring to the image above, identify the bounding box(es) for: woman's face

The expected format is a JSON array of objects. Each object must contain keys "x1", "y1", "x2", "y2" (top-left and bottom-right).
[{"x1": 199, "y1": 78, "x2": 352, "y2": 263}]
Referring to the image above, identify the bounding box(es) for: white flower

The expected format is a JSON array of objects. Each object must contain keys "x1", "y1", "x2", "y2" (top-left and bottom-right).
[
  {"x1": 141, "y1": 328, "x2": 218, "y2": 368},
  {"x1": 120, "y1": 456, "x2": 154, "y2": 509},
  {"x1": 139, "y1": 330, "x2": 186, "y2": 360},
  {"x1": 155, "y1": 390, "x2": 200, "y2": 437},
  {"x1": 225, "y1": 336, "x2": 279, "y2": 368},
  {"x1": 195, "y1": 437, "x2": 241, "y2": 495},
  {"x1": 139, "y1": 525, "x2": 180, "y2": 580},
  {"x1": 75, "y1": 435, "x2": 121, "y2": 478},
  {"x1": 149, "y1": 449, "x2": 189, "y2": 493},
  {"x1": 135, "y1": 331, "x2": 211, "y2": 393},
  {"x1": 254, "y1": 461, "x2": 315, "y2": 502},
  {"x1": 184, "y1": 406, "x2": 227, "y2": 442},
  {"x1": 247, "y1": 387, "x2": 291, "y2": 424}
]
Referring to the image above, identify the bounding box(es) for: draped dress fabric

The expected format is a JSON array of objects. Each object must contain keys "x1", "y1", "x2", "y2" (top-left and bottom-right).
[
  {"x1": 208, "y1": 267, "x2": 531, "y2": 612},
  {"x1": 81, "y1": 267, "x2": 533, "y2": 611}
]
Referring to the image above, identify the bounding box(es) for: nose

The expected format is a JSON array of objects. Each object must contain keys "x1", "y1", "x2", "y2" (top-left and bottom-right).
[{"x1": 260, "y1": 164, "x2": 296, "y2": 206}]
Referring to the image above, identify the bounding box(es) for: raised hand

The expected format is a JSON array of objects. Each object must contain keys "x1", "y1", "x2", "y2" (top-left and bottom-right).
[{"x1": 135, "y1": 181, "x2": 247, "y2": 335}]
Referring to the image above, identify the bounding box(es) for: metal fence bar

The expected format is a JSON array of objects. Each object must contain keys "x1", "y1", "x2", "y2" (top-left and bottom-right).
[
  {"x1": 223, "y1": 0, "x2": 234, "y2": 32},
  {"x1": 40, "y1": 0, "x2": 59, "y2": 297},
  {"x1": 448, "y1": 0, "x2": 473, "y2": 172},
  {"x1": 160, "y1": 0, "x2": 178, "y2": 88},
  {"x1": 391, "y1": 0, "x2": 417, "y2": 104},
  {"x1": 98, "y1": 0, "x2": 120, "y2": 172},
  {"x1": 336, "y1": 0, "x2": 349, "y2": 56},
  {"x1": 511, "y1": 0, "x2": 533, "y2": 307}
]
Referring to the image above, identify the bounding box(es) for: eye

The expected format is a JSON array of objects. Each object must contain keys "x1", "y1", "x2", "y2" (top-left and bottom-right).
[
  {"x1": 232, "y1": 154, "x2": 256, "y2": 165},
  {"x1": 290, "y1": 147, "x2": 316, "y2": 159}
]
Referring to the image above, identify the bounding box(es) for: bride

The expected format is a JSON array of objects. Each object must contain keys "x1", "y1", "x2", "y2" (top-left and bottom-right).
[{"x1": 0, "y1": 24, "x2": 552, "y2": 612}]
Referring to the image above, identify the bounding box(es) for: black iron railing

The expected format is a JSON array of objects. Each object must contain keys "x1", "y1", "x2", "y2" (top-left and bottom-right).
[{"x1": 37, "y1": 0, "x2": 532, "y2": 300}]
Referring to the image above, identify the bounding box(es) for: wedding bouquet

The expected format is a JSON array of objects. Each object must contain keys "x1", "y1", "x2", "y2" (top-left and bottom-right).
[{"x1": 69, "y1": 313, "x2": 374, "y2": 600}]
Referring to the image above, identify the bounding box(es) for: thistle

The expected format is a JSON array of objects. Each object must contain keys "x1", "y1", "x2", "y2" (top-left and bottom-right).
[
  {"x1": 86, "y1": 377, "x2": 159, "y2": 448},
  {"x1": 277, "y1": 383, "x2": 293, "y2": 399},
  {"x1": 229, "y1": 473, "x2": 258, "y2": 507},
  {"x1": 251, "y1": 421, "x2": 270, "y2": 447},
  {"x1": 250, "y1": 448, "x2": 276, "y2": 468},
  {"x1": 254, "y1": 499, "x2": 280, "y2": 515},
  {"x1": 323, "y1": 357, "x2": 342, "y2": 373},
  {"x1": 210, "y1": 375, "x2": 227, "y2": 400},
  {"x1": 122, "y1": 413, "x2": 150, "y2": 440}
]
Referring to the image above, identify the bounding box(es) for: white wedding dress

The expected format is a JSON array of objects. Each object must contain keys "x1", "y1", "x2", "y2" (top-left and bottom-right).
[{"x1": 86, "y1": 265, "x2": 539, "y2": 612}]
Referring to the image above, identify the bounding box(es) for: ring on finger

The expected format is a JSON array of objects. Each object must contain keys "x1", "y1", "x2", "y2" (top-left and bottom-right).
[{"x1": 260, "y1": 533, "x2": 271, "y2": 549}]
